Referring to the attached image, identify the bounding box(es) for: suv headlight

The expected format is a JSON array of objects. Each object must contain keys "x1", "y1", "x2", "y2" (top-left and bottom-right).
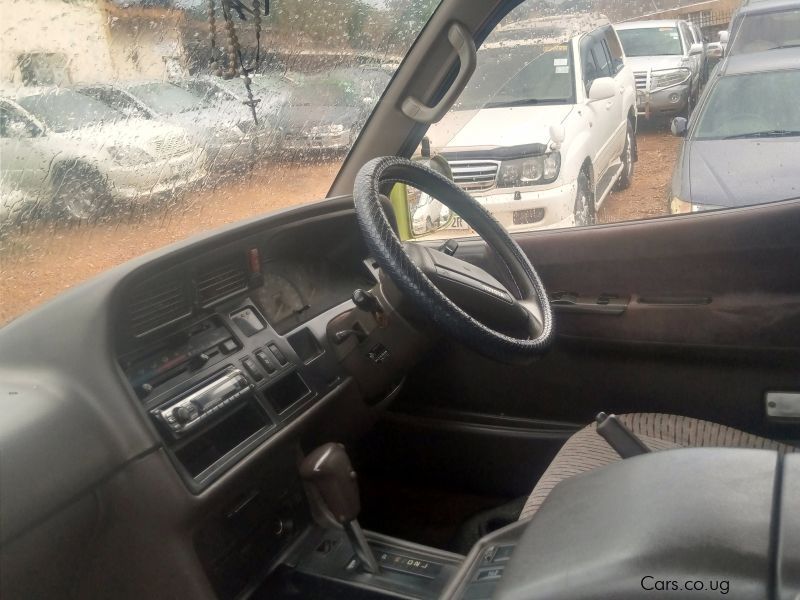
[
  {"x1": 651, "y1": 68, "x2": 691, "y2": 92},
  {"x1": 107, "y1": 146, "x2": 154, "y2": 166},
  {"x1": 497, "y1": 152, "x2": 560, "y2": 188}
]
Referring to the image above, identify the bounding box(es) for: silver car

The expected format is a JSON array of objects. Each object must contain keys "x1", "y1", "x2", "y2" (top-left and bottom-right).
[
  {"x1": 0, "y1": 89, "x2": 206, "y2": 219},
  {"x1": 615, "y1": 20, "x2": 705, "y2": 118},
  {"x1": 78, "y1": 81, "x2": 268, "y2": 174}
]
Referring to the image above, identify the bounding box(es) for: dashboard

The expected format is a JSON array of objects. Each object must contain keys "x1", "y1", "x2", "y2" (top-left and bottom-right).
[{"x1": 0, "y1": 196, "x2": 431, "y2": 600}]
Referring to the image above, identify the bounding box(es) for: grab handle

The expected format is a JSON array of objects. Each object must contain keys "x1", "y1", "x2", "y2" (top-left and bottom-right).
[{"x1": 401, "y1": 22, "x2": 477, "y2": 123}]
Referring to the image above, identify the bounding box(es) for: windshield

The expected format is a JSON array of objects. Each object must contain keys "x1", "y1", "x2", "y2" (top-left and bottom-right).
[
  {"x1": 457, "y1": 44, "x2": 574, "y2": 109},
  {"x1": 16, "y1": 90, "x2": 122, "y2": 132},
  {"x1": 617, "y1": 27, "x2": 683, "y2": 56},
  {"x1": 0, "y1": 0, "x2": 439, "y2": 325},
  {"x1": 127, "y1": 82, "x2": 209, "y2": 115},
  {"x1": 732, "y1": 8, "x2": 800, "y2": 54},
  {"x1": 693, "y1": 70, "x2": 800, "y2": 140}
]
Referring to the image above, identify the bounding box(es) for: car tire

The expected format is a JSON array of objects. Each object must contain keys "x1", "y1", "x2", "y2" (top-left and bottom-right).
[
  {"x1": 614, "y1": 123, "x2": 635, "y2": 191},
  {"x1": 574, "y1": 169, "x2": 595, "y2": 227},
  {"x1": 52, "y1": 163, "x2": 111, "y2": 220}
]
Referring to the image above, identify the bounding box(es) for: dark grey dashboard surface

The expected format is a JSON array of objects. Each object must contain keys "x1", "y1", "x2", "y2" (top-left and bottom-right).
[{"x1": 0, "y1": 195, "x2": 376, "y2": 582}]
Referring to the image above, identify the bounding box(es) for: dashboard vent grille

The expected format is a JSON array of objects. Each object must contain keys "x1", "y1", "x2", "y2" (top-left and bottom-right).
[
  {"x1": 197, "y1": 261, "x2": 248, "y2": 305},
  {"x1": 128, "y1": 279, "x2": 191, "y2": 337}
]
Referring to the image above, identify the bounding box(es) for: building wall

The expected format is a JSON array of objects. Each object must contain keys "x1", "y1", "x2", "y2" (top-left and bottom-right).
[
  {"x1": 0, "y1": 0, "x2": 186, "y2": 86},
  {"x1": 0, "y1": 0, "x2": 116, "y2": 85}
]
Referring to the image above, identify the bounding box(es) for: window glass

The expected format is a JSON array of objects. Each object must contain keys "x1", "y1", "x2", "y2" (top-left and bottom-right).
[
  {"x1": 17, "y1": 90, "x2": 122, "y2": 132},
  {"x1": 731, "y1": 9, "x2": 800, "y2": 54},
  {"x1": 0, "y1": 0, "x2": 440, "y2": 324},
  {"x1": 604, "y1": 29, "x2": 625, "y2": 73},
  {"x1": 617, "y1": 26, "x2": 683, "y2": 56},
  {"x1": 693, "y1": 70, "x2": 800, "y2": 140},
  {"x1": 591, "y1": 41, "x2": 612, "y2": 78}
]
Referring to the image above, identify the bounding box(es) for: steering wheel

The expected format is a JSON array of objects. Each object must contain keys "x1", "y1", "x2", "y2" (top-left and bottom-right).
[{"x1": 354, "y1": 156, "x2": 553, "y2": 364}]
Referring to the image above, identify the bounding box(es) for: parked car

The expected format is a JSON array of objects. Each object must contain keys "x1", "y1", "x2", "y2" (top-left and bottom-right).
[
  {"x1": 668, "y1": 47, "x2": 800, "y2": 213},
  {"x1": 281, "y1": 67, "x2": 390, "y2": 153},
  {"x1": 615, "y1": 20, "x2": 705, "y2": 118},
  {"x1": 174, "y1": 74, "x2": 290, "y2": 154},
  {"x1": 425, "y1": 18, "x2": 637, "y2": 230},
  {"x1": 77, "y1": 81, "x2": 267, "y2": 173},
  {"x1": 726, "y1": 0, "x2": 800, "y2": 55},
  {"x1": 0, "y1": 88, "x2": 205, "y2": 219}
]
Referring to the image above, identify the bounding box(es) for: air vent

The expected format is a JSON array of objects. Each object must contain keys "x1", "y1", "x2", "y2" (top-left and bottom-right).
[
  {"x1": 128, "y1": 278, "x2": 191, "y2": 337},
  {"x1": 197, "y1": 261, "x2": 248, "y2": 306}
]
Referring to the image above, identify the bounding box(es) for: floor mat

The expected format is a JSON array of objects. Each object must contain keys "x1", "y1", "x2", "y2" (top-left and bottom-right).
[{"x1": 358, "y1": 476, "x2": 510, "y2": 552}]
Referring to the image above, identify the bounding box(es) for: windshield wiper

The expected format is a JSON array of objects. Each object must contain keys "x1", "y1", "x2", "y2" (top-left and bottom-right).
[
  {"x1": 723, "y1": 129, "x2": 800, "y2": 139},
  {"x1": 484, "y1": 98, "x2": 564, "y2": 109},
  {"x1": 769, "y1": 43, "x2": 800, "y2": 50}
]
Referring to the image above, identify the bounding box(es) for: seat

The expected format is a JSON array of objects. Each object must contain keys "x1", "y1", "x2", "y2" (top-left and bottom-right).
[{"x1": 520, "y1": 413, "x2": 798, "y2": 520}]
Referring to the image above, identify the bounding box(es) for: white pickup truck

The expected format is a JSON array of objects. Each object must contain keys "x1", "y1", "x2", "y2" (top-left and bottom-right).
[{"x1": 422, "y1": 16, "x2": 637, "y2": 231}]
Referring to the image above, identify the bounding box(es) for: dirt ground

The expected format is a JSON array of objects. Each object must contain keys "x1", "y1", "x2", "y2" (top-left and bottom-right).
[
  {"x1": 0, "y1": 125, "x2": 679, "y2": 325},
  {"x1": 599, "y1": 122, "x2": 681, "y2": 223}
]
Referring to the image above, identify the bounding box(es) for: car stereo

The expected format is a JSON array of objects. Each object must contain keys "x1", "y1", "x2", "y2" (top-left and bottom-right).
[{"x1": 151, "y1": 367, "x2": 253, "y2": 438}]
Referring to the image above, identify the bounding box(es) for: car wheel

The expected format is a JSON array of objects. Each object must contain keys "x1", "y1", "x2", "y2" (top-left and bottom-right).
[
  {"x1": 614, "y1": 123, "x2": 635, "y2": 191},
  {"x1": 52, "y1": 163, "x2": 110, "y2": 220},
  {"x1": 574, "y1": 169, "x2": 595, "y2": 227}
]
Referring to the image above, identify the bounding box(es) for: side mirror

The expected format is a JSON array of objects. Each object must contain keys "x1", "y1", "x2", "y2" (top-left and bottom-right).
[
  {"x1": 671, "y1": 117, "x2": 688, "y2": 137},
  {"x1": 718, "y1": 30, "x2": 729, "y2": 44},
  {"x1": 689, "y1": 42, "x2": 704, "y2": 56},
  {"x1": 587, "y1": 77, "x2": 616, "y2": 102},
  {"x1": 549, "y1": 123, "x2": 566, "y2": 148}
]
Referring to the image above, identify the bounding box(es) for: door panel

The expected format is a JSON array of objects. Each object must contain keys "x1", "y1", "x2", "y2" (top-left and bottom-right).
[{"x1": 391, "y1": 201, "x2": 800, "y2": 462}]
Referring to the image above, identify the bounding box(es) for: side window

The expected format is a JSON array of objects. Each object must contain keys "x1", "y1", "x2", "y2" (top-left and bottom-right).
[
  {"x1": 591, "y1": 40, "x2": 612, "y2": 79},
  {"x1": 679, "y1": 22, "x2": 693, "y2": 52},
  {"x1": 604, "y1": 29, "x2": 625, "y2": 74},
  {"x1": 92, "y1": 89, "x2": 150, "y2": 120},
  {"x1": 581, "y1": 38, "x2": 600, "y2": 93}
]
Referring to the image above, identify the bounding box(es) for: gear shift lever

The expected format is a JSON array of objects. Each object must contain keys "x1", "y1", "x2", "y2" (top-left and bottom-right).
[{"x1": 300, "y1": 443, "x2": 380, "y2": 574}]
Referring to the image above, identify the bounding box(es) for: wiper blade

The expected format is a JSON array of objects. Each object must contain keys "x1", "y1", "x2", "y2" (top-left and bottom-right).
[
  {"x1": 723, "y1": 130, "x2": 800, "y2": 139},
  {"x1": 484, "y1": 98, "x2": 563, "y2": 108},
  {"x1": 769, "y1": 43, "x2": 800, "y2": 50}
]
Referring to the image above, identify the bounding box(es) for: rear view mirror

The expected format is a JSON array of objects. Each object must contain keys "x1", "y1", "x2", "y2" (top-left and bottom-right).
[
  {"x1": 587, "y1": 77, "x2": 616, "y2": 102},
  {"x1": 671, "y1": 117, "x2": 688, "y2": 137},
  {"x1": 689, "y1": 42, "x2": 704, "y2": 56}
]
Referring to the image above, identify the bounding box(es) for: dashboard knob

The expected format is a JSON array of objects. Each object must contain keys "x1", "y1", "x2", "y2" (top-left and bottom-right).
[{"x1": 173, "y1": 405, "x2": 195, "y2": 424}]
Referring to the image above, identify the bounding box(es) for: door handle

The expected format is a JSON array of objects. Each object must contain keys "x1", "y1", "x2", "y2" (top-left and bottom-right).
[{"x1": 605, "y1": 101, "x2": 613, "y2": 110}]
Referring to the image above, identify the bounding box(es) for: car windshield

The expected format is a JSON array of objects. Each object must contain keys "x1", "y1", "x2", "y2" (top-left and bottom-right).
[
  {"x1": 127, "y1": 82, "x2": 209, "y2": 114},
  {"x1": 617, "y1": 27, "x2": 683, "y2": 56},
  {"x1": 457, "y1": 44, "x2": 574, "y2": 109},
  {"x1": 16, "y1": 90, "x2": 122, "y2": 132},
  {"x1": 732, "y1": 8, "x2": 800, "y2": 54},
  {"x1": 693, "y1": 70, "x2": 800, "y2": 140}
]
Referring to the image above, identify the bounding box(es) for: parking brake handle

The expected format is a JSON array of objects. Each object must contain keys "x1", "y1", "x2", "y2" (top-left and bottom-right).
[{"x1": 595, "y1": 412, "x2": 650, "y2": 458}]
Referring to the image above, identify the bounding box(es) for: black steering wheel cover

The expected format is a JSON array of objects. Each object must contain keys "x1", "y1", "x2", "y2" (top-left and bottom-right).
[{"x1": 354, "y1": 156, "x2": 553, "y2": 364}]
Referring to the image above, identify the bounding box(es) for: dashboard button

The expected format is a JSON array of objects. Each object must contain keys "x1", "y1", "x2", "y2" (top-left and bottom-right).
[
  {"x1": 268, "y1": 343, "x2": 287, "y2": 365},
  {"x1": 242, "y1": 357, "x2": 264, "y2": 382},
  {"x1": 255, "y1": 350, "x2": 277, "y2": 373}
]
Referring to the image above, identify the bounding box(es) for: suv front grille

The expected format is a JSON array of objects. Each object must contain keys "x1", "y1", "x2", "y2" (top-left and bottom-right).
[{"x1": 450, "y1": 160, "x2": 500, "y2": 191}]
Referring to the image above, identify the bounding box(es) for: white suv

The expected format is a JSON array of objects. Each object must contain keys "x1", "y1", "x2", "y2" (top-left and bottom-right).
[{"x1": 424, "y1": 18, "x2": 637, "y2": 230}]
